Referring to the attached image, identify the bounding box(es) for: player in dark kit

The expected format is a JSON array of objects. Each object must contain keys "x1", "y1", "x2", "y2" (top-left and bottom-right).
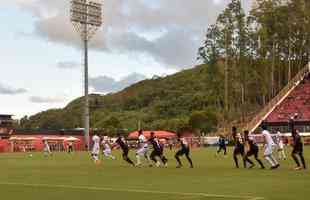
[
  {"x1": 291, "y1": 129, "x2": 306, "y2": 170},
  {"x1": 217, "y1": 134, "x2": 227, "y2": 156},
  {"x1": 114, "y1": 133, "x2": 135, "y2": 166},
  {"x1": 149, "y1": 132, "x2": 168, "y2": 167},
  {"x1": 175, "y1": 133, "x2": 193, "y2": 168},
  {"x1": 231, "y1": 126, "x2": 246, "y2": 168},
  {"x1": 244, "y1": 130, "x2": 265, "y2": 169}
]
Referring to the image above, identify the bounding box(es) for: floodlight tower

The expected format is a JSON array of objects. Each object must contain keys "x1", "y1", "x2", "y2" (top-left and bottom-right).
[{"x1": 70, "y1": 0, "x2": 103, "y2": 150}]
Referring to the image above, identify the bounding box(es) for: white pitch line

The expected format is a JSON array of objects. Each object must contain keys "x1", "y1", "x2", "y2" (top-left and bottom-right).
[{"x1": 0, "y1": 182, "x2": 264, "y2": 200}]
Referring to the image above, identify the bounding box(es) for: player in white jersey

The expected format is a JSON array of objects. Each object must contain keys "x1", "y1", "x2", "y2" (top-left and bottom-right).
[
  {"x1": 91, "y1": 134, "x2": 101, "y2": 164},
  {"x1": 261, "y1": 125, "x2": 280, "y2": 169},
  {"x1": 102, "y1": 136, "x2": 115, "y2": 160},
  {"x1": 275, "y1": 131, "x2": 287, "y2": 160},
  {"x1": 43, "y1": 140, "x2": 52, "y2": 157},
  {"x1": 135, "y1": 130, "x2": 150, "y2": 166}
]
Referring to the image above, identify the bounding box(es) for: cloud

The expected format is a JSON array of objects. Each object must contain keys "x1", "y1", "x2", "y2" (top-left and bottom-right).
[
  {"x1": 90, "y1": 73, "x2": 147, "y2": 93},
  {"x1": 0, "y1": 83, "x2": 27, "y2": 95},
  {"x1": 56, "y1": 61, "x2": 79, "y2": 69},
  {"x1": 0, "y1": 0, "x2": 36, "y2": 7},
  {"x1": 13, "y1": 0, "x2": 253, "y2": 69},
  {"x1": 29, "y1": 96, "x2": 66, "y2": 103}
]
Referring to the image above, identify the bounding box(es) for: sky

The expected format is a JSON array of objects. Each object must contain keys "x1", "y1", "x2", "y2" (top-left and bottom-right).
[{"x1": 0, "y1": 0, "x2": 252, "y2": 119}]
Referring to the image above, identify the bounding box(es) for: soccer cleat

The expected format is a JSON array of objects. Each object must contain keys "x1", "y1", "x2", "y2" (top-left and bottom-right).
[
  {"x1": 249, "y1": 164, "x2": 255, "y2": 169},
  {"x1": 176, "y1": 165, "x2": 182, "y2": 168},
  {"x1": 164, "y1": 163, "x2": 168, "y2": 168},
  {"x1": 294, "y1": 167, "x2": 302, "y2": 171},
  {"x1": 270, "y1": 164, "x2": 280, "y2": 170},
  {"x1": 155, "y1": 161, "x2": 161, "y2": 167},
  {"x1": 135, "y1": 163, "x2": 142, "y2": 167}
]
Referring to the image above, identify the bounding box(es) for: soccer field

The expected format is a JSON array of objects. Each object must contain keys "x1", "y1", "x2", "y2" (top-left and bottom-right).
[{"x1": 0, "y1": 147, "x2": 309, "y2": 200}]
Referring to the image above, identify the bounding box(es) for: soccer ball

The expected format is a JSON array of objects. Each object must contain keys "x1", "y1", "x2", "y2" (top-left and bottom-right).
[{"x1": 29, "y1": 154, "x2": 33, "y2": 157}]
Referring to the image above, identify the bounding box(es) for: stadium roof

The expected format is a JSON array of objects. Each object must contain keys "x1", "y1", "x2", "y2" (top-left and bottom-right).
[{"x1": 0, "y1": 114, "x2": 13, "y2": 117}]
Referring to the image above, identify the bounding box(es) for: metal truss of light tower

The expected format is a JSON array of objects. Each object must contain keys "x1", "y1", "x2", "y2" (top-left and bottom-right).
[
  {"x1": 71, "y1": 0, "x2": 103, "y2": 40},
  {"x1": 70, "y1": 0, "x2": 103, "y2": 150}
]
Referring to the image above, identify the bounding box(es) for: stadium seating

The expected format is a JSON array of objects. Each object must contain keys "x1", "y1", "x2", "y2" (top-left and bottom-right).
[{"x1": 266, "y1": 74, "x2": 310, "y2": 123}]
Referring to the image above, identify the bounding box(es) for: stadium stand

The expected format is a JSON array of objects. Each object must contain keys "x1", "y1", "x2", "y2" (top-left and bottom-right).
[
  {"x1": 248, "y1": 64, "x2": 310, "y2": 133},
  {"x1": 266, "y1": 73, "x2": 310, "y2": 123}
]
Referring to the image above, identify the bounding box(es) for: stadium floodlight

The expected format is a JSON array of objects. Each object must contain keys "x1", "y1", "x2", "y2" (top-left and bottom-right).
[{"x1": 70, "y1": 0, "x2": 103, "y2": 150}]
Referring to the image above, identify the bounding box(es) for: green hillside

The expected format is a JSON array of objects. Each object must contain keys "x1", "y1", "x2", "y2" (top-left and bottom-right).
[{"x1": 20, "y1": 65, "x2": 224, "y2": 135}]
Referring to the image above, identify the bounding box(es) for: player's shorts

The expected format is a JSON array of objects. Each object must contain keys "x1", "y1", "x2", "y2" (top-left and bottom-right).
[
  {"x1": 176, "y1": 147, "x2": 190, "y2": 156},
  {"x1": 44, "y1": 147, "x2": 51, "y2": 153},
  {"x1": 137, "y1": 147, "x2": 148, "y2": 156},
  {"x1": 278, "y1": 142, "x2": 284, "y2": 150},
  {"x1": 292, "y1": 146, "x2": 303, "y2": 154},
  {"x1": 92, "y1": 147, "x2": 100, "y2": 155},
  {"x1": 150, "y1": 149, "x2": 162, "y2": 157},
  {"x1": 247, "y1": 145, "x2": 258, "y2": 157},
  {"x1": 103, "y1": 149, "x2": 112, "y2": 157},
  {"x1": 233, "y1": 145, "x2": 245, "y2": 155},
  {"x1": 264, "y1": 144, "x2": 273, "y2": 156}
]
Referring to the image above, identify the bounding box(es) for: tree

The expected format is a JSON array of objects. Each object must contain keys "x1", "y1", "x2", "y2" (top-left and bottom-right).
[
  {"x1": 19, "y1": 115, "x2": 29, "y2": 128},
  {"x1": 188, "y1": 110, "x2": 218, "y2": 135}
]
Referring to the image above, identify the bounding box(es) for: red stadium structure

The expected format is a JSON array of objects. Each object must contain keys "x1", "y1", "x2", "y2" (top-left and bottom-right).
[
  {"x1": 128, "y1": 130, "x2": 177, "y2": 139},
  {"x1": 264, "y1": 73, "x2": 310, "y2": 134},
  {"x1": 266, "y1": 77, "x2": 310, "y2": 123}
]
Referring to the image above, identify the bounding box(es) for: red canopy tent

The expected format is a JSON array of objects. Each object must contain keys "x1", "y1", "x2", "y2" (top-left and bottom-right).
[
  {"x1": 128, "y1": 131, "x2": 177, "y2": 139},
  {"x1": 8, "y1": 135, "x2": 82, "y2": 152}
]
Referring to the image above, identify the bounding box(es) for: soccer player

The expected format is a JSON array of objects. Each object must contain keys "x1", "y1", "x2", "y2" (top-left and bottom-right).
[
  {"x1": 175, "y1": 133, "x2": 193, "y2": 168},
  {"x1": 114, "y1": 133, "x2": 135, "y2": 166},
  {"x1": 275, "y1": 131, "x2": 287, "y2": 160},
  {"x1": 231, "y1": 126, "x2": 246, "y2": 168},
  {"x1": 217, "y1": 134, "x2": 227, "y2": 156},
  {"x1": 291, "y1": 129, "x2": 306, "y2": 170},
  {"x1": 168, "y1": 139, "x2": 173, "y2": 151},
  {"x1": 43, "y1": 140, "x2": 52, "y2": 157},
  {"x1": 91, "y1": 134, "x2": 101, "y2": 164},
  {"x1": 135, "y1": 130, "x2": 150, "y2": 166},
  {"x1": 68, "y1": 141, "x2": 73, "y2": 154},
  {"x1": 101, "y1": 137, "x2": 115, "y2": 160},
  {"x1": 261, "y1": 124, "x2": 280, "y2": 169},
  {"x1": 149, "y1": 132, "x2": 168, "y2": 167},
  {"x1": 244, "y1": 130, "x2": 265, "y2": 169}
]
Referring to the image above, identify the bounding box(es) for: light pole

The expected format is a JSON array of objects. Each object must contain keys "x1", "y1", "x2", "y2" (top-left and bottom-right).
[{"x1": 70, "y1": 0, "x2": 103, "y2": 150}]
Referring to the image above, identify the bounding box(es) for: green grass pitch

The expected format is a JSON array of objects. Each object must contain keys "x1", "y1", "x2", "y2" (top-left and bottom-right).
[{"x1": 0, "y1": 147, "x2": 309, "y2": 200}]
